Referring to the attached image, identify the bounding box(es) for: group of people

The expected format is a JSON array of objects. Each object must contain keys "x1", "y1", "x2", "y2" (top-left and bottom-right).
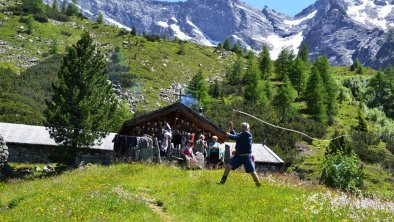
[
  {"x1": 160, "y1": 120, "x2": 261, "y2": 187},
  {"x1": 181, "y1": 134, "x2": 223, "y2": 170}
]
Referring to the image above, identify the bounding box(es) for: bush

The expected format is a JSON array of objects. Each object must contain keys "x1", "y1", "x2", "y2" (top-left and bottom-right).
[
  {"x1": 33, "y1": 13, "x2": 48, "y2": 23},
  {"x1": 143, "y1": 33, "x2": 161, "y2": 42},
  {"x1": 117, "y1": 29, "x2": 129, "y2": 36},
  {"x1": 61, "y1": 30, "x2": 72, "y2": 37},
  {"x1": 321, "y1": 152, "x2": 364, "y2": 193}
]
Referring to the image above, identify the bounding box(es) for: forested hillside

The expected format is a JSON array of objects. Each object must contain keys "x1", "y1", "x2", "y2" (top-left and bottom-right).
[{"x1": 0, "y1": 0, "x2": 393, "y2": 197}]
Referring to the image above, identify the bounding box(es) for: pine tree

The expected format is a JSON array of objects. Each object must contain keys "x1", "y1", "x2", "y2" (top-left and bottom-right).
[
  {"x1": 223, "y1": 38, "x2": 232, "y2": 51},
  {"x1": 52, "y1": 0, "x2": 59, "y2": 11},
  {"x1": 22, "y1": 0, "x2": 45, "y2": 14},
  {"x1": 355, "y1": 110, "x2": 368, "y2": 132},
  {"x1": 216, "y1": 43, "x2": 223, "y2": 51},
  {"x1": 97, "y1": 12, "x2": 104, "y2": 24},
  {"x1": 275, "y1": 75, "x2": 297, "y2": 121},
  {"x1": 212, "y1": 80, "x2": 222, "y2": 98},
  {"x1": 288, "y1": 57, "x2": 308, "y2": 97},
  {"x1": 297, "y1": 43, "x2": 310, "y2": 63},
  {"x1": 111, "y1": 45, "x2": 122, "y2": 63},
  {"x1": 305, "y1": 66, "x2": 327, "y2": 123},
  {"x1": 45, "y1": 32, "x2": 118, "y2": 156},
  {"x1": 177, "y1": 43, "x2": 186, "y2": 55},
  {"x1": 350, "y1": 58, "x2": 362, "y2": 73},
  {"x1": 259, "y1": 45, "x2": 273, "y2": 80},
  {"x1": 187, "y1": 70, "x2": 209, "y2": 103},
  {"x1": 275, "y1": 48, "x2": 293, "y2": 80},
  {"x1": 314, "y1": 56, "x2": 337, "y2": 119},
  {"x1": 49, "y1": 38, "x2": 59, "y2": 54},
  {"x1": 27, "y1": 15, "x2": 34, "y2": 35},
  {"x1": 66, "y1": 0, "x2": 79, "y2": 16},
  {"x1": 243, "y1": 57, "x2": 265, "y2": 105},
  {"x1": 227, "y1": 55, "x2": 244, "y2": 84},
  {"x1": 368, "y1": 71, "x2": 388, "y2": 108},
  {"x1": 130, "y1": 27, "x2": 137, "y2": 36},
  {"x1": 325, "y1": 131, "x2": 353, "y2": 157},
  {"x1": 264, "y1": 80, "x2": 273, "y2": 100},
  {"x1": 232, "y1": 43, "x2": 243, "y2": 55},
  {"x1": 61, "y1": 1, "x2": 67, "y2": 14}
]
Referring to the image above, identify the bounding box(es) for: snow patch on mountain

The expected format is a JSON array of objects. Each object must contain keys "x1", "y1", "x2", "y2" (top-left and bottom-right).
[
  {"x1": 266, "y1": 33, "x2": 304, "y2": 59},
  {"x1": 346, "y1": 0, "x2": 394, "y2": 30},
  {"x1": 186, "y1": 20, "x2": 217, "y2": 46},
  {"x1": 106, "y1": 17, "x2": 131, "y2": 31},
  {"x1": 284, "y1": 10, "x2": 317, "y2": 26},
  {"x1": 170, "y1": 24, "x2": 192, "y2": 41},
  {"x1": 157, "y1": 21, "x2": 169, "y2": 28}
]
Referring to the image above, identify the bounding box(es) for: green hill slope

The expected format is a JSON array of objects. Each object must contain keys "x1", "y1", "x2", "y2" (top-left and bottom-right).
[{"x1": 0, "y1": 164, "x2": 393, "y2": 221}]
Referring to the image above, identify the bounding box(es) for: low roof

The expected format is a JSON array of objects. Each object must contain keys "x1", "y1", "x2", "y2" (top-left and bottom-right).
[
  {"x1": 221, "y1": 142, "x2": 284, "y2": 164},
  {"x1": 119, "y1": 102, "x2": 227, "y2": 142},
  {"x1": 0, "y1": 122, "x2": 116, "y2": 151}
]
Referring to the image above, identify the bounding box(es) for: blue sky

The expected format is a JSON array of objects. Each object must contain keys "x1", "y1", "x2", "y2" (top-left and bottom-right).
[{"x1": 159, "y1": 0, "x2": 316, "y2": 16}]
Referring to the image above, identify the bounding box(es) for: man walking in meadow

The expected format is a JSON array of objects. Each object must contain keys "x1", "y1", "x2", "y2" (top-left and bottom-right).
[{"x1": 219, "y1": 122, "x2": 261, "y2": 187}]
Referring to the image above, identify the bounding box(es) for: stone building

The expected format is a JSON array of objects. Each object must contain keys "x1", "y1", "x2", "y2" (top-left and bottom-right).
[{"x1": 0, "y1": 122, "x2": 115, "y2": 164}]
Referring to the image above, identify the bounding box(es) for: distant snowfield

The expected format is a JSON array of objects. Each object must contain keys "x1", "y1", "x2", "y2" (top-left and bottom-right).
[
  {"x1": 284, "y1": 10, "x2": 317, "y2": 26},
  {"x1": 346, "y1": 0, "x2": 394, "y2": 31},
  {"x1": 266, "y1": 33, "x2": 304, "y2": 59},
  {"x1": 106, "y1": 17, "x2": 131, "y2": 31}
]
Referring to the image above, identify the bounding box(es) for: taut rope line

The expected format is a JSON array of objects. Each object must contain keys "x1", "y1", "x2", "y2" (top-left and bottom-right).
[{"x1": 232, "y1": 109, "x2": 349, "y2": 142}]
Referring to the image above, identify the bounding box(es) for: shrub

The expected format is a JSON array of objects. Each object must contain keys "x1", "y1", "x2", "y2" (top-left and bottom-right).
[
  {"x1": 322, "y1": 152, "x2": 364, "y2": 193},
  {"x1": 33, "y1": 13, "x2": 48, "y2": 23}
]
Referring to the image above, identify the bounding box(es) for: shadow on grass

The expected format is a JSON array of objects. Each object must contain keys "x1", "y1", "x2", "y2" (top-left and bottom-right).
[{"x1": 1, "y1": 163, "x2": 69, "y2": 183}]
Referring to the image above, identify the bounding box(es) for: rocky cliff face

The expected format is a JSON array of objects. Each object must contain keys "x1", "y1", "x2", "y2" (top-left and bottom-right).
[{"x1": 45, "y1": 0, "x2": 394, "y2": 68}]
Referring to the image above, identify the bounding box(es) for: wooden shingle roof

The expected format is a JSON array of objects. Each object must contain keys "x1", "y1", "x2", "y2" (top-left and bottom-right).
[{"x1": 119, "y1": 102, "x2": 227, "y2": 142}]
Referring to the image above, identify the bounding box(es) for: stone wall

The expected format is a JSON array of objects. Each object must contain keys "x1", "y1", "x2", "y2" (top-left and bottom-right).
[
  {"x1": 7, "y1": 143, "x2": 114, "y2": 164},
  {"x1": 255, "y1": 163, "x2": 284, "y2": 173}
]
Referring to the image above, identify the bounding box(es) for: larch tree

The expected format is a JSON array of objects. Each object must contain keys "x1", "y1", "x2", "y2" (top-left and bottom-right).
[
  {"x1": 187, "y1": 70, "x2": 209, "y2": 104},
  {"x1": 243, "y1": 57, "x2": 267, "y2": 105},
  {"x1": 223, "y1": 38, "x2": 232, "y2": 51},
  {"x1": 297, "y1": 43, "x2": 310, "y2": 64},
  {"x1": 314, "y1": 56, "x2": 337, "y2": 119},
  {"x1": 52, "y1": 0, "x2": 59, "y2": 11},
  {"x1": 22, "y1": 0, "x2": 45, "y2": 14},
  {"x1": 227, "y1": 55, "x2": 244, "y2": 84},
  {"x1": 259, "y1": 45, "x2": 273, "y2": 80},
  {"x1": 305, "y1": 66, "x2": 327, "y2": 123},
  {"x1": 275, "y1": 48, "x2": 293, "y2": 80},
  {"x1": 288, "y1": 57, "x2": 308, "y2": 97},
  {"x1": 97, "y1": 12, "x2": 105, "y2": 24},
  {"x1": 45, "y1": 32, "x2": 118, "y2": 157},
  {"x1": 61, "y1": 0, "x2": 67, "y2": 14},
  {"x1": 275, "y1": 75, "x2": 297, "y2": 121},
  {"x1": 66, "y1": 0, "x2": 79, "y2": 16}
]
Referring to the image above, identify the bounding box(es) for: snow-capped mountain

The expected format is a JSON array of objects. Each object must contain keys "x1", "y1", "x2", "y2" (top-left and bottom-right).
[{"x1": 45, "y1": 0, "x2": 394, "y2": 68}]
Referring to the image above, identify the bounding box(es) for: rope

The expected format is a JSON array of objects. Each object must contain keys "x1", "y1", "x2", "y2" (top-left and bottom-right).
[{"x1": 232, "y1": 109, "x2": 349, "y2": 142}]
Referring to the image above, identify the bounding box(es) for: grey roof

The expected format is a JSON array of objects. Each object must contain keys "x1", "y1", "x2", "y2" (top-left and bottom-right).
[
  {"x1": 0, "y1": 122, "x2": 116, "y2": 151},
  {"x1": 221, "y1": 142, "x2": 284, "y2": 164}
]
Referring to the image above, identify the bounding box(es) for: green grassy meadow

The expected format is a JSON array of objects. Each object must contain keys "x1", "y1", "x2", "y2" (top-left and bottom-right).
[{"x1": 1, "y1": 164, "x2": 393, "y2": 221}]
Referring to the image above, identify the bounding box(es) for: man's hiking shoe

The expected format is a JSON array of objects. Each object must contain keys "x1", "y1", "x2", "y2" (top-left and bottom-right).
[{"x1": 256, "y1": 182, "x2": 261, "y2": 187}]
